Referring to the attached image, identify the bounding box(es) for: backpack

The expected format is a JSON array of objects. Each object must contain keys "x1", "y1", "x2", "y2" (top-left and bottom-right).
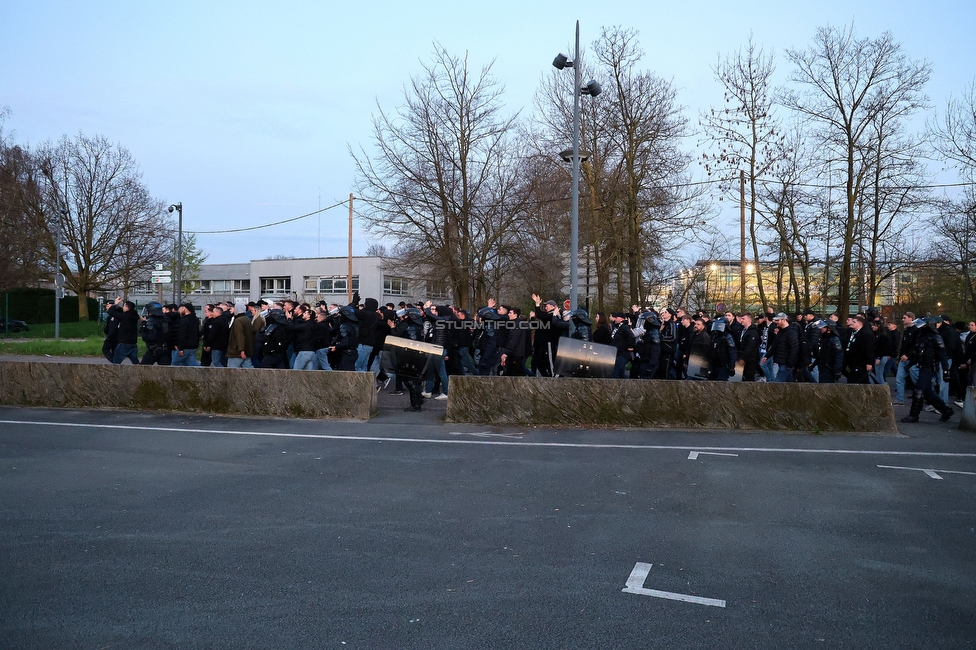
[
  {"x1": 262, "y1": 322, "x2": 288, "y2": 355},
  {"x1": 142, "y1": 316, "x2": 169, "y2": 347}
]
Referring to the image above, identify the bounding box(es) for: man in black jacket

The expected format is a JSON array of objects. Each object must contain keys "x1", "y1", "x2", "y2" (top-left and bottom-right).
[
  {"x1": 737, "y1": 313, "x2": 761, "y2": 381},
  {"x1": 763, "y1": 313, "x2": 798, "y2": 382},
  {"x1": 609, "y1": 312, "x2": 636, "y2": 379},
  {"x1": 893, "y1": 312, "x2": 919, "y2": 405},
  {"x1": 172, "y1": 303, "x2": 201, "y2": 366},
  {"x1": 844, "y1": 315, "x2": 874, "y2": 384},
  {"x1": 500, "y1": 307, "x2": 530, "y2": 376},
  {"x1": 108, "y1": 298, "x2": 140, "y2": 364}
]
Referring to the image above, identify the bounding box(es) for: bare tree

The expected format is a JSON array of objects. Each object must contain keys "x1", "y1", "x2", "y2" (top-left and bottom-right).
[
  {"x1": 351, "y1": 45, "x2": 526, "y2": 310},
  {"x1": 782, "y1": 24, "x2": 930, "y2": 319},
  {"x1": 929, "y1": 79, "x2": 976, "y2": 174},
  {"x1": 36, "y1": 133, "x2": 172, "y2": 320},
  {"x1": 701, "y1": 35, "x2": 784, "y2": 313}
]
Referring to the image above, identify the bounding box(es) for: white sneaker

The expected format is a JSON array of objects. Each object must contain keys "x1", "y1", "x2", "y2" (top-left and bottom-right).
[
  {"x1": 923, "y1": 405, "x2": 936, "y2": 412},
  {"x1": 421, "y1": 392, "x2": 432, "y2": 399},
  {"x1": 434, "y1": 393, "x2": 448, "y2": 400},
  {"x1": 955, "y1": 400, "x2": 965, "y2": 408}
]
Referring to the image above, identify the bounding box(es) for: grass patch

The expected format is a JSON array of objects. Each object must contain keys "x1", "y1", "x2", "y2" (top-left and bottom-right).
[
  {"x1": 1, "y1": 321, "x2": 106, "y2": 339},
  {"x1": 0, "y1": 338, "x2": 114, "y2": 357}
]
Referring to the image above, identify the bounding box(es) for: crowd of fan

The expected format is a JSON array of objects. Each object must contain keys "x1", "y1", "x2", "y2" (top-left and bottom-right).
[{"x1": 100, "y1": 294, "x2": 976, "y2": 419}]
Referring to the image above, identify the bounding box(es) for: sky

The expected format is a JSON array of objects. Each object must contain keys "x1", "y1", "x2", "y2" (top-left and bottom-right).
[{"x1": 2, "y1": 0, "x2": 974, "y2": 265}]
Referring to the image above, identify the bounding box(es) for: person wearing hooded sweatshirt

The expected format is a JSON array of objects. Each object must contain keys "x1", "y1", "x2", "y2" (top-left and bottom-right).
[{"x1": 331, "y1": 304, "x2": 360, "y2": 371}]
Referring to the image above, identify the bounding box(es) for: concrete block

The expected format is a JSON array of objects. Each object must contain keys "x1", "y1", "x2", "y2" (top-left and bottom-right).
[
  {"x1": 961, "y1": 386, "x2": 976, "y2": 432},
  {"x1": 445, "y1": 376, "x2": 898, "y2": 434},
  {"x1": 0, "y1": 361, "x2": 376, "y2": 420}
]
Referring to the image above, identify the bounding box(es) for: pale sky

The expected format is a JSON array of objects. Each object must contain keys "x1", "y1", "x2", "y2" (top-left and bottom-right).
[{"x1": 2, "y1": 0, "x2": 973, "y2": 265}]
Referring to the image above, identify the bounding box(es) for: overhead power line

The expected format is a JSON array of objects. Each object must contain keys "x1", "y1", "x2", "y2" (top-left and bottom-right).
[{"x1": 187, "y1": 200, "x2": 348, "y2": 235}]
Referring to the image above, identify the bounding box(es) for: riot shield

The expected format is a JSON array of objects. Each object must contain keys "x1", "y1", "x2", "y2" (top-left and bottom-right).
[
  {"x1": 383, "y1": 337, "x2": 444, "y2": 380},
  {"x1": 554, "y1": 337, "x2": 616, "y2": 379}
]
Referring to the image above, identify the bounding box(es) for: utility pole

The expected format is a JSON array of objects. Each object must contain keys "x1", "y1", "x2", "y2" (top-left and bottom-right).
[
  {"x1": 740, "y1": 170, "x2": 746, "y2": 313},
  {"x1": 347, "y1": 193, "x2": 354, "y2": 304}
]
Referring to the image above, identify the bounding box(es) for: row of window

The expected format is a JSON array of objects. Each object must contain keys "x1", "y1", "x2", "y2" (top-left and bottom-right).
[{"x1": 132, "y1": 275, "x2": 429, "y2": 298}]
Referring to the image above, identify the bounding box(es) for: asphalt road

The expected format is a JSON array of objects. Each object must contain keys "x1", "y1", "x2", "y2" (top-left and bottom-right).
[{"x1": 1, "y1": 404, "x2": 975, "y2": 649}]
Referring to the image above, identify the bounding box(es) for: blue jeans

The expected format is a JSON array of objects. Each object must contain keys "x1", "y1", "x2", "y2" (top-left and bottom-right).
[
  {"x1": 425, "y1": 350, "x2": 449, "y2": 394},
  {"x1": 895, "y1": 359, "x2": 919, "y2": 402},
  {"x1": 775, "y1": 366, "x2": 793, "y2": 383},
  {"x1": 226, "y1": 357, "x2": 253, "y2": 368},
  {"x1": 315, "y1": 348, "x2": 333, "y2": 371},
  {"x1": 613, "y1": 355, "x2": 630, "y2": 379},
  {"x1": 210, "y1": 350, "x2": 227, "y2": 368},
  {"x1": 870, "y1": 356, "x2": 889, "y2": 385},
  {"x1": 355, "y1": 344, "x2": 375, "y2": 372},
  {"x1": 112, "y1": 343, "x2": 139, "y2": 365},
  {"x1": 294, "y1": 350, "x2": 317, "y2": 370},
  {"x1": 171, "y1": 349, "x2": 200, "y2": 366},
  {"x1": 938, "y1": 359, "x2": 951, "y2": 404},
  {"x1": 760, "y1": 356, "x2": 777, "y2": 381}
]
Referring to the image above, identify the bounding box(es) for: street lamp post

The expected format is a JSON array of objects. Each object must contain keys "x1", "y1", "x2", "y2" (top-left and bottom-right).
[
  {"x1": 54, "y1": 210, "x2": 65, "y2": 340},
  {"x1": 168, "y1": 202, "x2": 183, "y2": 304},
  {"x1": 553, "y1": 21, "x2": 601, "y2": 312}
]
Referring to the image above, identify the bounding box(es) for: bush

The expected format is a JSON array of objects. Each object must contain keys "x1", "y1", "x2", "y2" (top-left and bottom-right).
[{"x1": 0, "y1": 288, "x2": 100, "y2": 323}]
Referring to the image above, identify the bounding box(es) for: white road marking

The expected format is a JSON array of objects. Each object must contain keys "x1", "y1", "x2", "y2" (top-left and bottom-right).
[
  {"x1": 877, "y1": 465, "x2": 976, "y2": 480},
  {"x1": 1, "y1": 418, "x2": 975, "y2": 459},
  {"x1": 622, "y1": 562, "x2": 726, "y2": 608},
  {"x1": 448, "y1": 431, "x2": 524, "y2": 439},
  {"x1": 688, "y1": 451, "x2": 739, "y2": 460}
]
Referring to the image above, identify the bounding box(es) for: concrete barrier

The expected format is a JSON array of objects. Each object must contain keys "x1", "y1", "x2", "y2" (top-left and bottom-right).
[
  {"x1": 962, "y1": 386, "x2": 976, "y2": 433},
  {"x1": 445, "y1": 376, "x2": 899, "y2": 433},
  {"x1": 0, "y1": 361, "x2": 377, "y2": 420}
]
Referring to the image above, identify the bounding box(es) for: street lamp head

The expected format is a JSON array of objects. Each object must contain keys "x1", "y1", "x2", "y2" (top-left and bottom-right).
[
  {"x1": 552, "y1": 53, "x2": 572, "y2": 70},
  {"x1": 559, "y1": 148, "x2": 590, "y2": 163},
  {"x1": 168, "y1": 202, "x2": 181, "y2": 213},
  {"x1": 583, "y1": 80, "x2": 602, "y2": 97}
]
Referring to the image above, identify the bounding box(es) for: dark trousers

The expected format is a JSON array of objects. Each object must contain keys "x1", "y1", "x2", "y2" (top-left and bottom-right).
[{"x1": 141, "y1": 346, "x2": 171, "y2": 366}]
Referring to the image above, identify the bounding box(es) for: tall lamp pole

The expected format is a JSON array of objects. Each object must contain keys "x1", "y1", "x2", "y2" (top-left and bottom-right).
[
  {"x1": 54, "y1": 210, "x2": 65, "y2": 340},
  {"x1": 553, "y1": 21, "x2": 601, "y2": 311},
  {"x1": 168, "y1": 202, "x2": 183, "y2": 304}
]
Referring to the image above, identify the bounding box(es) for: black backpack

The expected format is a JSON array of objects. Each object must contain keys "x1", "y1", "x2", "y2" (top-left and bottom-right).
[
  {"x1": 141, "y1": 315, "x2": 166, "y2": 345},
  {"x1": 262, "y1": 322, "x2": 288, "y2": 355}
]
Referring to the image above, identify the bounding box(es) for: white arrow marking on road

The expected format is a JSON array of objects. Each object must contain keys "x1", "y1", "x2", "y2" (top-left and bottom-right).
[
  {"x1": 877, "y1": 465, "x2": 976, "y2": 480},
  {"x1": 688, "y1": 451, "x2": 739, "y2": 460},
  {"x1": 448, "y1": 431, "x2": 524, "y2": 439},
  {"x1": 622, "y1": 562, "x2": 726, "y2": 608}
]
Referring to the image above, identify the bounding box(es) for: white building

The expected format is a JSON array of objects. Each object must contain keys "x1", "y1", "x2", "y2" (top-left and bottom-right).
[{"x1": 129, "y1": 256, "x2": 431, "y2": 308}]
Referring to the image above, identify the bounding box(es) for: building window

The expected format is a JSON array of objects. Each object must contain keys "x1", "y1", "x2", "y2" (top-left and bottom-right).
[
  {"x1": 425, "y1": 281, "x2": 450, "y2": 300},
  {"x1": 234, "y1": 279, "x2": 250, "y2": 294},
  {"x1": 261, "y1": 277, "x2": 291, "y2": 294},
  {"x1": 304, "y1": 275, "x2": 359, "y2": 294},
  {"x1": 383, "y1": 275, "x2": 409, "y2": 296}
]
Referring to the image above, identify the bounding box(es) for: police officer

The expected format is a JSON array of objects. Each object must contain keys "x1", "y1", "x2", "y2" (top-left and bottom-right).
[
  {"x1": 815, "y1": 319, "x2": 844, "y2": 383},
  {"x1": 331, "y1": 305, "x2": 360, "y2": 371},
  {"x1": 394, "y1": 307, "x2": 426, "y2": 411},
  {"x1": 708, "y1": 318, "x2": 737, "y2": 381},
  {"x1": 139, "y1": 301, "x2": 170, "y2": 365},
  {"x1": 902, "y1": 317, "x2": 954, "y2": 423},
  {"x1": 635, "y1": 311, "x2": 661, "y2": 379}
]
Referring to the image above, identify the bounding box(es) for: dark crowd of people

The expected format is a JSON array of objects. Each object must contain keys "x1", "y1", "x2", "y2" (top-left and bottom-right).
[{"x1": 99, "y1": 293, "x2": 976, "y2": 419}]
